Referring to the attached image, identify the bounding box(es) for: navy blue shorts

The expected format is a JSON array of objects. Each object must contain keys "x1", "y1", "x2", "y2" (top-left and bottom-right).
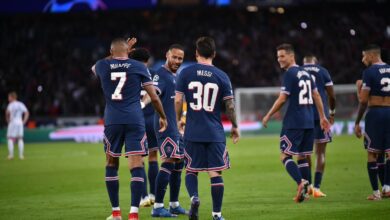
[
  {"x1": 158, "y1": 135, "x2": 184, "y2": 159},
  {"x1": 145, "y1": 115, "x2": 158, "y2": 152},
  {"x1": 103, "y1": 124, "x2": 147, "y2": 157},
  {"x1": 280, "y1": 128, "x2": 314, "y2": 156},
  {"x1": 313, "y1": 120, "x2": 332, "y2": 144},
  {"x1": 364, "y1": 107, "x2": 390, "y2": 153},
  {"x1": 184, "y1": 141, "x2": 230, "y2": 172}
]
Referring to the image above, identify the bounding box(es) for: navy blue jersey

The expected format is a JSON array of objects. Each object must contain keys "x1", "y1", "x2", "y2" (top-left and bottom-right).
[
  {"x1": 362, "y1": 63, "x2": 390, "y2": 97},
  {"x1": 176, "y1": 63, "x2": 234, "y2": 142},
  {"x1": 303, "y1": 64, "x2": 333, "y2": 120},
  {"x1": 281, "y1": 66, "x2": 317, "y2": 129},
  {"x1": 142, "y1": 69, "x2": 156, "y2": 117},
  {"x1": 153, "y1": 66, "x2": 179, "y2": 138},
  {"x1": 95, "y1": 57, "x2": 153, "y2": 125}
]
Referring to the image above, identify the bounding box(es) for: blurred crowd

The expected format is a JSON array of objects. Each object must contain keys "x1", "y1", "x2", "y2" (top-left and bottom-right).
[{"x1": 1, "y1": 3, "x2": 389, "y2": 123}]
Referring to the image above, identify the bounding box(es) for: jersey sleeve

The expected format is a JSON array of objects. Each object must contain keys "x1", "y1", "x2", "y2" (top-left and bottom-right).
[
  {"x1": 362, "y1": 69, "x2": 372, "y2": 90},
  {"x1": 94, "y1": 59, "x2": 107, "y2": 79},
  {"x1": 310, "y1": 75, "x2": 318, "y2": 91},
  {"x1": 20, "y1": 103, "x2": 28, "y2": 113},
  {"x1": 221, "y1": 74, "x2": 234, "y2": 100},
  {"x1": 281, "y1": 72, "x2": 293, "y2": 95},
  {"x1": 175, "y1": 70, "x2": 186, "y2": 95},
  {"x1": 323, "y1": 69, "x2": 334, "y2": 86},
  {"x1": 133, "y1": 63, "x2": 153, "y2": 87},
  {"x1": 153, "y1": 73, "x2": 165, "y2": 95}
]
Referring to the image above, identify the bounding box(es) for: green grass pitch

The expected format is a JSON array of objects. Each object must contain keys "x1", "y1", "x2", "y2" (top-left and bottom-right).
[{"x1": 1, "y1": 135, "x2": 390, "y2": 219}]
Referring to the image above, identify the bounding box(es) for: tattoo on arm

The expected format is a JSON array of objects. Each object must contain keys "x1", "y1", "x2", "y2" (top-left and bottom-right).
[{"x1": 225, "y1": 99, "x2": 238, "y2": 128}]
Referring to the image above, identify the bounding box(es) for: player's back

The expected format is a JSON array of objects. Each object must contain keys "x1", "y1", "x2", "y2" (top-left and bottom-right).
[
  {"x1": 363, "y1": 63, "x2": 390, "y2": 97},
  {"x1": 176, "y1": 63, "x2": 233, "y2": 142},
  {"x1": 281, "y1": 66, "x2": 316, "y2": 129},
  {"x1": 303, "y1": 64, "x2": 333, "y2": 120},
  {"x1": 95, "y1": 57, "x2": 152, "y2": 125},
  {"x1": 7, "y1": 101, "x2": 27, "y2": 124}
]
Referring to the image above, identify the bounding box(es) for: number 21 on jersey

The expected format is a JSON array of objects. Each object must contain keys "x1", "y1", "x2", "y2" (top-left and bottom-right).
[
  {"x1": 188, "y1": 82, "x2": 219, "y2": 112},
  {"x1": 299, "y1": 79, "x2": 313, "y2": 105}
]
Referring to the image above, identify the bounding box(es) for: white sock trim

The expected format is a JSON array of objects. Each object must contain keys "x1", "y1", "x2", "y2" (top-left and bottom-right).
[
  {"x1": 112, "y1": 207, "x2": 120, "y2": 211},
  {"x1": 130, "y1": 206, "x2": 139, "y2": 213},
  {"x1": 169, "y1": 201, "x2": 179, "y2": 208},
  {"x1": 212, "y1": 212, "x2": 222, "y2": 217},
  {"x1": 154, "y1": 203, "x2": 164, "y2": 209}
]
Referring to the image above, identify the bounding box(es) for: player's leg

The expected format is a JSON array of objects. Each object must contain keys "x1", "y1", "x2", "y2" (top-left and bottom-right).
[
  {"x1": 6, "y1": 123, "x2": 16, "y2": 160},
  {"x1": 17, "y1": 123, "x2": 25, "y2": 159},
  {"x1": 367, "y1": 152, "x2": 381, "y2": 200},
  {"x1": 146, "y1": 119, "x2": 159, "y2": 204},
  {"x1": 127, "y1": 155, "x2": 145, "y2": 220},
  {"x1": 106, "y1": 155, "x2": 121, "y2": 220},
  {"x1": 185, "y1": 141, "x2": 207, "y2": 220},
  {"x1": 377, "y1": 153, "x2": 385, "y2": 187},
  {"x1": 7, "y1": 138, "x2": 15, "y2": 160},
  {"x1": 364, "y1": 108, "x2": 383, "y2": 200},
  {"x1": 139, "y1": 158, "x2": 150, "y2": 207},
  {"x1": 207, "y1": 142, "x2": 230, "y2": 220},
  {"x1": 297, "y1": 129, "x2": 314, "y2": 188},
  {"x1": 312, "y1": 142, "x2": 327, "y2": 197},
  {"x1": 148, "y1": 150, "x2": 159, "y2": 203},
  {"x1": 104, "y1": 125, "x2": 124, "y2": 220},
  {"x1": 382, "y1": 110, "x2": 390, "y2": 197},
  {"x1": 169, "y1": 138, "x2": 187, "y2": 215},
  {"x1": 124, "y1": 125, "x2": 149, "y2": 220},
  {"x1": 152, "y1": 137, "x2": 179, "y2": 217}
]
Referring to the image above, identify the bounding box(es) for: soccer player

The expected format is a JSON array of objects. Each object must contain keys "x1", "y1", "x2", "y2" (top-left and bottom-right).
[
  {"x1": 354, "y1": 44, "x2": 390, "y2": 200},
  {"x1": 175, "y1": 36, "x2": 240, "y2": 220},
  {"x1": 129, "y1": 48, "x2": 159, "y2": 207},
  {"x1": 94, "y1": 38, "x2": 167, "y2": 220},
  {"x1": 356, "y1": 79, "x2": 387, "y2": 188},
  {"x1": 302, "y1": 55, "x2": 336, "y2": 197},
  {"x1": 5, "y1": 91, "x2": 29, "y2": 160},
  {"x1": 262, "y1": 44, "x2": 330, "y2": 203},
  {"x1": 150, "y1": 44, "x2": 187, "y2": 217}
]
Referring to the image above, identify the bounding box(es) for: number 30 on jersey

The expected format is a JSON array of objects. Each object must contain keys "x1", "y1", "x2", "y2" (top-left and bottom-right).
[{"x1": 188, "y1": 82, "x2": 219, "y2": 112}]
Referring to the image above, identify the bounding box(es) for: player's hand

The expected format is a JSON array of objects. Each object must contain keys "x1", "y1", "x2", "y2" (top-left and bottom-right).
[
  {"x1": 354, "y1": 123, "x2": 362, "y2": 138},
  {"x1": 178, "y1": 120, "x2": 185, "y2": 135},
  {"x1": 262, "y1": 115, "x2": 270, "y2": 128},
  {"x1": 320, "y1": 117, "x2": 331, "y2": 133},
  {"x1": 231, "y1": 127, "x2": 240, "y2": 144},
  {"x1": 127, "y1": 37, "x2": 137, "y2": 53},
  {"x1": 329, "y1": 114, "x2": 335, "y2": 125},
  {"x1": 159, "y1": 118, "x2": 168, "y2": 133}
]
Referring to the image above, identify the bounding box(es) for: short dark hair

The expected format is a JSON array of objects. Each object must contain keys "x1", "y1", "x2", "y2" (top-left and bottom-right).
[
  {"x1": 363, "y1": 44, "x2": 381, "y2": 54},
  {"x1": 111, "y1": 37, "x2": 127, "y2": 47},
  {"x1": 196, "y1": 36, "x2": 216, "y2": 59},
  {"x1": 169, "y1": 44, "x2": 185, "y2": 51},
  {"x1": 303, "y1": 54, "x2": 317, "y2": 63},
  {"x1": 276, "y1": 43, "x2": 295, "y2": 54},
  {"x1": 129, "y1": 48, "x2": 151, "y2": 63},
  {"x1": 8, "y1": 91, "x2": 17, "y2": 98}
]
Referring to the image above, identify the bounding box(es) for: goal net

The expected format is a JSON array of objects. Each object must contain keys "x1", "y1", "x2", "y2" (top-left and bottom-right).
[{"x1": 234, "y1": 84, "x2": 360, "y2": 136}]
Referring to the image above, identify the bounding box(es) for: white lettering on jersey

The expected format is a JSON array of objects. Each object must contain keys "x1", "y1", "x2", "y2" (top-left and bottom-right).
[
  {"x1": 110, "y1": 63, "x2": 131, "y2": 69},
  {"x1": 197, "y1": 70, "x2": 213, "y2": 77},
  {"x1": 379, "y1": 68, "x2": 390, "y2": 74}
]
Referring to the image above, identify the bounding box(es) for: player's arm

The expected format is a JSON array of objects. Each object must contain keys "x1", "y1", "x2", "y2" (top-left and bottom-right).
[
  {"x1": 313, "y1": 90, "x2": 330, "y2": 132},
  {"x1": 5, "y1": 110, "x2": 10, "y2": 124},
  {"x1": 356, "y1": 80, "x2": 363, "y2": 102},
  {"x1": 140, "y1": 93, "x2": 151, "y2": 109},
  {"x1": 23, "y1": 110, "x2": 30, "y2": 125},
  {"x1": 144, "y1": 85, "x2": 167, "y2": 132},
  {"x1": 262, "y1": 93, "x2": 288, "y2": 128},
  {"x1": 354, "y1": 89, "x2": 369, "y2": 138},
  {"x1": 325, "y1": 85, "x2": 336, "y2": 124},
  {"x1": 175, "y1": 92, "x2": 185, "y2": 133},
  {"x1": 224, "y1": 98, "x2": 240, "y2": 144}
]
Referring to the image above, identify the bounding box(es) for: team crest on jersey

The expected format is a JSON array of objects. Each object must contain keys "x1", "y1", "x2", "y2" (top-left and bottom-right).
[{"x1": 153, "y1": 75, "x2": 159, "y2": 82}]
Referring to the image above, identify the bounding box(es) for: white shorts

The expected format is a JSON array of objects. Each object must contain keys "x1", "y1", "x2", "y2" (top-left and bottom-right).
[{"x1": 7, "y1": 122, "x2": 24, "y2": 138}]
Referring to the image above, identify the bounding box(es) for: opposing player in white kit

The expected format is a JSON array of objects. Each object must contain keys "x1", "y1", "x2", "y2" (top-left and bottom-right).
[{"x1": 5, "y1": 92, "x2": 29, "y2": 160}]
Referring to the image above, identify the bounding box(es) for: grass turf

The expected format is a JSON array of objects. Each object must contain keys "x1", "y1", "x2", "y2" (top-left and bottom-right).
[{"x1": 1, "y1": 135, "x2": 390, "y2": 219}]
